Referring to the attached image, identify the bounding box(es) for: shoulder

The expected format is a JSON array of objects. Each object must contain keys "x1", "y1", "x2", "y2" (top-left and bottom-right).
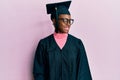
[
  {"x1": 68, "y1": 34, "x2": 86, "y2": 49},
  {"x1": 68, "y1": 34, "x2": 86, "y2": 52},
  {"x1": 38, "y1": 34, "x2": 53, "y2": 46},
  {"x1": 41, "y1": 34, "x2": 53, "y2": 41},
  {"x1": 68, "y1": 34, "x2": 83, "y2": 44},
  {"x1": 69, "y1": 34, "x2": 86, "y2": 51}
]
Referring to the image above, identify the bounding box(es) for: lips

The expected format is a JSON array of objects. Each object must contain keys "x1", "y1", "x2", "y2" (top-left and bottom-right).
[{"x1": 64, "y1": 27, "x2": 69, "y2": 31}]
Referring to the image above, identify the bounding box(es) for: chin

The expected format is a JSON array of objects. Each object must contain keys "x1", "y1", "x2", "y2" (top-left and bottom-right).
[
  {"x1": 65, "y1": 30, "x2": 69, "y2": 33},
  {"x1": 63, "y1": 31, "x2": 69, "y2": 33},
  {"x1": 58, "y1": 30, "x2": 69, "y2": 33}
]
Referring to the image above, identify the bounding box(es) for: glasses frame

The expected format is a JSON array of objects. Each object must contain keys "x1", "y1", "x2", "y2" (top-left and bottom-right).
[{"x1": 58, "y1": 18, "x2": 74, "y2": 25}]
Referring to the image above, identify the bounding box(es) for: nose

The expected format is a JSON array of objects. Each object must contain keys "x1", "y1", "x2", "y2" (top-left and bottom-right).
[
  {"x1": 67, "y1": 22, "x2": 71, "y2": 26},
  {"x1": 66, "y1": 22, "x2": 71, "y2": 27},
  {"x1": 66, "y1": 24, "x2": 70, "y2": 28},
  {"x1": 66, "y1": 21, "x2": 71, "y2": 26}
]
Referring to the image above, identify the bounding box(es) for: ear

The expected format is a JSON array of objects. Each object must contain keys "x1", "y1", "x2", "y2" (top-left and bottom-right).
[{"x1": 52, "y1": 19, "x2": 56, "y2": 25}]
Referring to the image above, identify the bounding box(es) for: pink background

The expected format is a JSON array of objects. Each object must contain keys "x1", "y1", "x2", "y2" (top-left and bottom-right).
[{"x1": 0, "y1": 0, "x2": 120, "y2": 80}]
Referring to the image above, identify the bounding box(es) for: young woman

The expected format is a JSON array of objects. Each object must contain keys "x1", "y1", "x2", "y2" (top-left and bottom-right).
[{"x1": 33, "y1": 1, "x2": 92, "y2": 80}]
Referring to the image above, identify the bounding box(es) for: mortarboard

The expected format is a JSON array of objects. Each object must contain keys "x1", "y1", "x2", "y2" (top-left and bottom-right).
[{"x1": 46, "y1": 1, "x2": 72, "y2": 32}]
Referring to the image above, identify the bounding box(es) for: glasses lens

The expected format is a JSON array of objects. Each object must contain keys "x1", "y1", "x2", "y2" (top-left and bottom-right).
[
  {"x1": 63, "y1": 19, "x2": 68, "y2": 24},
  {"x1": 70, "y1": 19, "x2": 74, "y2": 25}
]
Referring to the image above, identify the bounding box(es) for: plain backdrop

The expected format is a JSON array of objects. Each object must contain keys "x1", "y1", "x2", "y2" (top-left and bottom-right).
[{"x1": 0, "y1": 0, "x2": 120, "y2": 80}]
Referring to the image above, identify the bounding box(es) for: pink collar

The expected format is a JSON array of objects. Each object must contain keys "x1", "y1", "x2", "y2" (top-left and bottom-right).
[{"x1": 53, "y1": 32, "x2": 68, "y2": 39}]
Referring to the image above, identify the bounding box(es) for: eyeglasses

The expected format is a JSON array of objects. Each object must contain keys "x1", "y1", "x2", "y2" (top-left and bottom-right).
[{"x1": 58, "y1": 18, "x2": 74, "y2": 25}]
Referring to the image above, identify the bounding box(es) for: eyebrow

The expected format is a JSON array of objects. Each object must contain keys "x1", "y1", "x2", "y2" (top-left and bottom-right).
[{"x1": 58, "y1": 18, "x2": 72, "y2": 19}]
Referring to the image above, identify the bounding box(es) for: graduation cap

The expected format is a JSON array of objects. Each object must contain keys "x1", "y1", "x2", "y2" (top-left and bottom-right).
[{"x1": 46, "y1": 1, "x2": 72, "y2": 32}]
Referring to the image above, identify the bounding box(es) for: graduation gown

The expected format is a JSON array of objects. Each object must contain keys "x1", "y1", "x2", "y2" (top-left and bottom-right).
[{"x1": 33, "y1": 34, "x2": 92, "y2": 80}]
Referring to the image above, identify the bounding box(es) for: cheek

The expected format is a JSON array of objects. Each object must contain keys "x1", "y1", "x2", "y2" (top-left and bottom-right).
[
  {"x1": 59, "y1": 24, "x2": 65, "y2": 30},
  {"x1": 59, "y1": 22, "x2": 65, "y2": 27}
]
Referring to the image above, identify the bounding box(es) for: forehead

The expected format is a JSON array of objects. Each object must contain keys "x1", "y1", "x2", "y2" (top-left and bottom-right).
[{"x1": 58, "y1": 14, "x2": 71, "y2": 18}]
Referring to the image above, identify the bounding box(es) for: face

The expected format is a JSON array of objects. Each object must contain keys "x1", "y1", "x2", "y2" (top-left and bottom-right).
[{"x1": 52, "y1": 14, "x2": 73, "y2": 33}]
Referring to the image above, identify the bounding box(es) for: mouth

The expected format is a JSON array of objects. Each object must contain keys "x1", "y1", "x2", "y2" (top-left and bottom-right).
[{"x1": 64, "y1": 27, "x2": 69, "y2": 31}]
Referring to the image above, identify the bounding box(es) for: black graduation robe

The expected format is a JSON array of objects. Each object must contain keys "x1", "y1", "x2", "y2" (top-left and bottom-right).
[{"x1": 33, "y1": 34, "x2": 92, "y2": 80}]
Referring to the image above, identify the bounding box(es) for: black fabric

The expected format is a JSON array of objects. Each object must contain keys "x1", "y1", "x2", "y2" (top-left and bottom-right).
[
  {"x1": 46, "y1": 1, "x2": 71, "y2": 15},
  {"x1": 50, "y1": 5, "x2": 71, "y2": 20},
  {"x1": 33, "y1": 34, "x2": 92, "y2": 80}
]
